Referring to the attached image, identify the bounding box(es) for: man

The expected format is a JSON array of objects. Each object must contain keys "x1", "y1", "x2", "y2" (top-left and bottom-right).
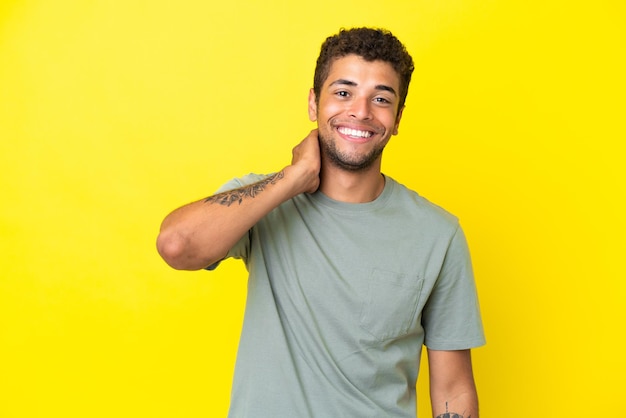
[{"x1": 157, "y1": 27, "x2": 485, "y2": 418}]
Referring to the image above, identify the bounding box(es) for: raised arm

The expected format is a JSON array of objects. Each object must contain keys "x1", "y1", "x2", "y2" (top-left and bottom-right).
[
  {"x1": 428, "y1": 349, "x2": 479, "y2": 418},
  {"x1": 156, "y1": 130, "x2": 321, "y2": 270}
]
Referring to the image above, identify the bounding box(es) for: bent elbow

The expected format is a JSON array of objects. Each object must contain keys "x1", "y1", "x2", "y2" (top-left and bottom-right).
[
  {"x1": 156, "y1": 229, "x2": 201, "y2": 271},
  {"x1": 156, "y1": 229, "x2": 184, "y2": 269}
]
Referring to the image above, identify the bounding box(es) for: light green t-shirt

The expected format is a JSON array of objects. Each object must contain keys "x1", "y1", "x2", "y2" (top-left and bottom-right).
[{"x1": 214, "y1": 174, "x2": 485, "y2": 417}]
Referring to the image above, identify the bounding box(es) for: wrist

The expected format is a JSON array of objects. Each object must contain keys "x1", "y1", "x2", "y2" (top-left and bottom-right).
[{"x1": 284, "y1": 163, "x2": 319, "y2": 196}]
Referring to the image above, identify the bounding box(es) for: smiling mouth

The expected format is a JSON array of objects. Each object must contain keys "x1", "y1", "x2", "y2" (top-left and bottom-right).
[{"x1": 337, "y1": 126, "x2": 374, "y2": 139}]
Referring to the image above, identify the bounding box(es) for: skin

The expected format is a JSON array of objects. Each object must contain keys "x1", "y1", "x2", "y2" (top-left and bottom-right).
[
  {"x1": 429, "y1": 349, "x2": 479, "y2": 418},
  {"x1": 157, "y1": 53, "x2": 479, "y2": 418}
]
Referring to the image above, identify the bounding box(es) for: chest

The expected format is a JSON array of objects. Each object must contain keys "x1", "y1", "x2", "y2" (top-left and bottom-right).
[{"x1": 250, "y1": 202, "x2": 450, "y2": 344}]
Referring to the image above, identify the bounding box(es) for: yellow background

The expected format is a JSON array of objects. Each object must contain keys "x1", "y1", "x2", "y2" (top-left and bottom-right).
[{"x1": 1, "y1": 0, "x2": 624, "y2": 416}]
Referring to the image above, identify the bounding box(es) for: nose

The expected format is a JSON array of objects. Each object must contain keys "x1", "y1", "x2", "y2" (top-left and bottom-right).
[{"x1": 347, "y1": 96, "x2": 372, "y2": 120}]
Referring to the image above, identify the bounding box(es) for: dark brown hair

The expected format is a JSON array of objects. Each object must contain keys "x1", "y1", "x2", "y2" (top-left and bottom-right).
[{"x1": 313, "y1": 27, "x2": 415, "y2": 111}]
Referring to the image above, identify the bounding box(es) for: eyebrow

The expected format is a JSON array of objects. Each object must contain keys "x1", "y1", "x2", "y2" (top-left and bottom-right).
[{"x1": 329, "y1": 79, "x2": 398, "y2": 97}]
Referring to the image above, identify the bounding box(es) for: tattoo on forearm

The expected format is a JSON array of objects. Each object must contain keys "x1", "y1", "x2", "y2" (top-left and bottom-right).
[
  {"x1": 204, "y1": 171, "x2": 285, "y2": 206},
  {"x1": 436, "y1": 413, "x2": 469, "y2": 418},
  {"x1": 436, "y1": 402, "x2": 470, "y2": 418}
]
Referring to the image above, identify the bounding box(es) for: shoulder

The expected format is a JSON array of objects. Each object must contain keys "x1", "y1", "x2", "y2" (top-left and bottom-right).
[{"x1": 386, "y1": 176, "x2": 459, "y2": 230}]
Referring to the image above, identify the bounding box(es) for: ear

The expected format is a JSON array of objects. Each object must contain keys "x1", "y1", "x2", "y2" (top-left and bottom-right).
[
  {"x1": 308, "y1": 89, "x2": 318, "y2": 122},
  {"x1": 392, "y1": 105, "x2": 405, "y2": 135}
]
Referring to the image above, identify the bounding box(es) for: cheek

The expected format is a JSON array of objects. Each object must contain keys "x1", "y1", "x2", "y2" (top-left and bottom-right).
[
  {"x1": 317, "y1": 99, "x2": 345, "y2": 118},
  {"x1": 379, "y1": 112, "x2": 400, "y2": 132}
]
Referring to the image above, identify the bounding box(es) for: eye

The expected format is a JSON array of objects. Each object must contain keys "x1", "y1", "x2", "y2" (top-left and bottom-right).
[
  {"x1": 335, "y1": 90, "x2": 350, "y2": 98},
  {"x1": 374, "y1": 97, "x2": 392, "y2": 105}
]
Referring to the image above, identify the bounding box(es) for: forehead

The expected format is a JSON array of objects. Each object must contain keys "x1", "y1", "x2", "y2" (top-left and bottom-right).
[{"x1": 323, "y1": 54, "x2": 401, "y2": 91}]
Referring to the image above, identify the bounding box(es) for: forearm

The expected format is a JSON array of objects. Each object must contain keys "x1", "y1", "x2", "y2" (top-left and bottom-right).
[
  {"x1": 428, "y1": 349, "x2": 479, "y2": 418},
  {"x1": 430, "y1": 388, "x2": 478, "y2": 418},
  {"x1": 157, "y1": 165, "x2": 306, "y2": 270}
]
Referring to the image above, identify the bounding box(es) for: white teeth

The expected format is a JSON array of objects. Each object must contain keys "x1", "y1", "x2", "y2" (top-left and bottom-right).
[{"x1": 338, "y1": 127, "x2": 373, "y2": 138}]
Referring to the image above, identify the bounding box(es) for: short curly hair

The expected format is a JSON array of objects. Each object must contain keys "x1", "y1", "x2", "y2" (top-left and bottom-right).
[{"x1": 313, "y1": 27, "x2": 415, "y2": 112}]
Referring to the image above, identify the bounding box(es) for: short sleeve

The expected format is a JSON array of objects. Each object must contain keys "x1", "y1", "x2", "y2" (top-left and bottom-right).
[{"x1": 422, "y1": 225, "x2": 486, "y2": 350}]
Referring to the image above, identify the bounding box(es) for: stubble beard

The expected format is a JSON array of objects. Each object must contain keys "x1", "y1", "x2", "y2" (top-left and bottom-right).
[{"x1": 318, "y1": 130, "x2": 386, "y2": 172}]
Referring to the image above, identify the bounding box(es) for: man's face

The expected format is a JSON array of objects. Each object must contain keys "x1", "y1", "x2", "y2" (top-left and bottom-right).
[{"x1": 308, "y1": 54, "x2": 404, "y2": 172}]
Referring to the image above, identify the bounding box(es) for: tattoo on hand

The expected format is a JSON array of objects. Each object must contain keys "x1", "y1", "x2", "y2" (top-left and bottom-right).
[{"x1": 204, "y1": 171, "x2": 285, "y2": 206}]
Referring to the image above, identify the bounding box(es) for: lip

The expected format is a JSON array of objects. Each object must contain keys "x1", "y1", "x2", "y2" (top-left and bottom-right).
[
  {"x1": 332, "y1": 122, "x2": 382, "y2": 143},
  {"x1": 336, "y1": 128, "x2": 371, "y2": 143}
]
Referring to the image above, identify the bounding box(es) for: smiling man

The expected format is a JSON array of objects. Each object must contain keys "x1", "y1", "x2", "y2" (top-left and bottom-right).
[{"x1": 157, "y1": 28, "x2": 485, "y2": 418}]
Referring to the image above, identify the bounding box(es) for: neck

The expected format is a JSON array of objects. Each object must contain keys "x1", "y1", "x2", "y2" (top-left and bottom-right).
[{"x1": 318, "y1": 161, "x2": 386, "y2": 203}]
